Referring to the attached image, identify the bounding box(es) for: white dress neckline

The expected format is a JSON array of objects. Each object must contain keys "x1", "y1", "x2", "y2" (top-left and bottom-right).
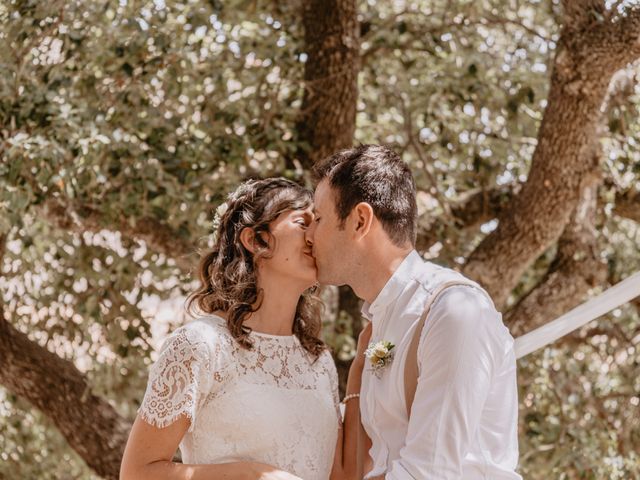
[{"x1": 204, "y1": 313, "x2": 298, "y2": 340}]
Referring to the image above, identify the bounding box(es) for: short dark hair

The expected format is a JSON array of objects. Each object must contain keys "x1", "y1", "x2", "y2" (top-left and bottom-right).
[{"x1": 313, "y1": 144, "x2": 417, "y2": 247}]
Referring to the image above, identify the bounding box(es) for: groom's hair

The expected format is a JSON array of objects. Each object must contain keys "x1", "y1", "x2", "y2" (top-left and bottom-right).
[{"x1": 313, "y1": 144, "x2": 417, "y2": 247}]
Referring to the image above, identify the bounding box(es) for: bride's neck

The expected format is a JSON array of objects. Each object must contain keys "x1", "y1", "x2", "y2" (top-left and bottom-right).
[{"x1": 243, "y1": 274, "x2": 304, "y2": 336}]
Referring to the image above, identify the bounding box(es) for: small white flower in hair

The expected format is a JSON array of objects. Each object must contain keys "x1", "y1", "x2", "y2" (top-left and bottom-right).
[{"x1": 211, "y1": 202, "x2": 230, "y2": 242}]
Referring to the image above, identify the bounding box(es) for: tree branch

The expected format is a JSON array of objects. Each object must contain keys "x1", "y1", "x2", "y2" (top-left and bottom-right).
[
  {"x1": 605, "y1": 6, "x2": 640, "y2": 69},
  {"x1": 462, "y1": 3, "x2": 640, "y2": 307},
  {"x1": 0, "y1": 233, "x2": 129, "y2": 479},
  {"x1": 0, "y1": 310, "x2": 130, "y2": 479},
  {"x1": 40, "y1": 198, "x2": 197, "y2": 272},
  {"x1": 503, "y1": 55, "x2": 638, "y2": 335},
  {"x1": 561, "y1": 0, "x2": 606, "y2": 30},
  {"x1": 416, "y1": 183, "x2": 516, "y2": 251},
  {"x1": 505, "y1": 178, "x2": 607, "y2": 336},
  {"x1": 614, "y1": 188, "x2": 640, "y2": 223}
]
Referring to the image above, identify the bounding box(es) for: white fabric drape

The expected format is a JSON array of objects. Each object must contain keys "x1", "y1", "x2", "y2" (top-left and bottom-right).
[{"x1": 514, "y1": 272, "x2": 640, "y2": 359}]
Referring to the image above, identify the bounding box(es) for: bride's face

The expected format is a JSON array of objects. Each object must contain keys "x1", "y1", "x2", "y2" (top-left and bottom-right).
[{"x1": 256, "y1": 206, "x2": 317, "y2": 289}]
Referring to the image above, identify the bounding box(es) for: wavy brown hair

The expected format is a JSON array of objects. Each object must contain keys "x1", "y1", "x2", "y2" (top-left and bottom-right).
[{"x1": 186, "y1": 178, "x2": 325, "y2": 357}]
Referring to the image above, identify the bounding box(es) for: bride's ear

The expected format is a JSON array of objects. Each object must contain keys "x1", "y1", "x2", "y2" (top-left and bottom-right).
[{"x1": 239, "y1": 227, "x2": 258, "y2": 253}]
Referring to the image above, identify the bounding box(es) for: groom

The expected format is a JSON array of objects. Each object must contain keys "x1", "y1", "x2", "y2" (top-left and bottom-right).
[{"x1": 306, "y1": 144, "x2": 521, "y2": 479}]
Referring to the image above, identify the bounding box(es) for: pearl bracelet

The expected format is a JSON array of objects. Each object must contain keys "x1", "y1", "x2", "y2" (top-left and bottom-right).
[{"x1": 341, "y1": 393, "x2": 360, "y2": 405}]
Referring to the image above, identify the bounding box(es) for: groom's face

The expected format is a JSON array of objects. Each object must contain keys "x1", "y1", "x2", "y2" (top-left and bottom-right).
[{"x1": 305, "y1": 180, "x2": 351, "y2": 286}]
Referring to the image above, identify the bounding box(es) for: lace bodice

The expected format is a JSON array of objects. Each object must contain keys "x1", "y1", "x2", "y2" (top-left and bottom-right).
[{"x1": 138, "y1": 315, "x2": 340, "y2": 480}]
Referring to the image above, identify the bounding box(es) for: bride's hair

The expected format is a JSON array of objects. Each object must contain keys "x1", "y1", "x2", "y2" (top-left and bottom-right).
[{"x1": 186, "y1": 177, "x2": 325, "y2": 357}]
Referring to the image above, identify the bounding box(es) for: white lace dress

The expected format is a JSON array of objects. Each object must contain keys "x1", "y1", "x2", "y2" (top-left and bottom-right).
[{"x1": 138, "y1": 315, "x2": 340, "y2": 480}]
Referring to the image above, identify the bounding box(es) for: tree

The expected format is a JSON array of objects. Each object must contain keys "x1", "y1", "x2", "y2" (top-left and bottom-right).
[
  {"x1": 1, "y1": 1, "x2": 640, "y2": 479},
  {"x1": 294, "y1": 0, "x2": 359, "y2": 170}
]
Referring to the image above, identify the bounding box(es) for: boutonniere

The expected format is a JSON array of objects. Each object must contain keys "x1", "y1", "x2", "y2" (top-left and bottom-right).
[{"x1": 364, "y1": 340, "x2": 395, "y2": 376}]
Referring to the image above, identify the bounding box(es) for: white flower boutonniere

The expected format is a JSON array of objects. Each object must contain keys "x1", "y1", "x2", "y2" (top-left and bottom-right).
[{"x1": 365, "y1": 340, "x2": 395, "y2": 376}]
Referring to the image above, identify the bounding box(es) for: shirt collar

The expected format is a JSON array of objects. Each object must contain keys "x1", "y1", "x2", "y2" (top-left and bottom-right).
[{"x1": 361, "y1": 250, "x2": 425, "y2": 320}]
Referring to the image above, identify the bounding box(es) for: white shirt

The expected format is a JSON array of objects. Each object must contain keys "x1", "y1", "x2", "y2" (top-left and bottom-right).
[
  {"x1": 360, "y1": 251, "x2": 521, "y2": 479},
  {"x1": 138, "y1": 315, "x2": 339, "y2": 480}
]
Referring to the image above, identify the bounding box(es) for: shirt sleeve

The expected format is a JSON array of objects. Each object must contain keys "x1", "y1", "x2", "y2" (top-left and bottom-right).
[
  {"x1": 386, "y1": 286, "x2": 507, "y2": 480},
  {"x1": 137, "y1": 322, "x2": 216, "y2": 432}
]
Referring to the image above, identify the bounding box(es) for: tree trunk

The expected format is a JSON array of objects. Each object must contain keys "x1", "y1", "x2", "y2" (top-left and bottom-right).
[
  {"x1": 335, "y1": 285, "x2": 364, "y2": 395},
  {"x1": 0, "y1": 306, "x2": 129, "y2": 479},
  {"x1": 296, "y1": 0, "x2": 361, "y2": 390},
  {"x1": 294, "y1": 0, "x2": 360, "y2": 169}
]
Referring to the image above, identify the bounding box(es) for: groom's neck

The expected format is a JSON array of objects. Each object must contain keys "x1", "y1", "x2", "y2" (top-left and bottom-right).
[{"x1": 351, "y1": 246, "x2": 413, "y2": 305}]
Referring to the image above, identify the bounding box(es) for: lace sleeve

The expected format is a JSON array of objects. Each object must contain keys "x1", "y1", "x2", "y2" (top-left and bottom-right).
[{"x1": 138, "y1": 323, "x2": 214, "y2": 432}]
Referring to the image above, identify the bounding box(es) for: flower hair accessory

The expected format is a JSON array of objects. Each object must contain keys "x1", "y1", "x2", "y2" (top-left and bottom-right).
[
  {"x1": 211, "y1": 201, "x2": 229, "y2": 243},
  {"x1": 365, "y1": 340, "x2": 395, "y2": 376}
]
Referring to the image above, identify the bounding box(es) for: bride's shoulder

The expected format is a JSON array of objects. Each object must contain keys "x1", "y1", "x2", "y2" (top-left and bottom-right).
[
  {"x1": 188, "y1": 314, "x2": 232, "y2": 336},
  {"x1": 165, "y1": 315, "x2": 235, "y2": 355}
]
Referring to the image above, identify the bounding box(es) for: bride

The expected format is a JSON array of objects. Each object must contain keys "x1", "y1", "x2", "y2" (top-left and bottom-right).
[{"x1": 120, "y1": 178, "x2": 365, "y2": 480}]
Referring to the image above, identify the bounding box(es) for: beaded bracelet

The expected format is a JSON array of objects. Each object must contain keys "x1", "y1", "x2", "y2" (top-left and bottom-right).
[{"x1": 341, "y1": 393, "x2": 360, "y2": 405}]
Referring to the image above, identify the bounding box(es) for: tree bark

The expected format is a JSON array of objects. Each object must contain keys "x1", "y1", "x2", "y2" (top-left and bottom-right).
[
  {"x1": 294, "y1": 0, "x2": 360, "y2": 169},
  {"x1": 614, "y1": 188, "x2": 640, "y2": 223},
  {"x1": 463, "y1": 5, "x2": 640, "y2": 308},
  {"x1": 0, "y1": 313, "x2": 130, "y2": 479},
  {"x1": 296, "y1": 0, "x2": 361, "y2": 390},
  {"x1": 0, "y1": 234, "x2": 129, "y2": 479},
  {"x1": 503, "y1": 58, "x2": 640, "y2": 336},
  {"x1": 335, "y1": 285, "x2": 364, "y2": 395},
  {"x1": 505, "y1": 178, "x2": 607, "y2": 337},
  {"x1": 416, "y1": 184, "x2": 516, "y2": 251}
]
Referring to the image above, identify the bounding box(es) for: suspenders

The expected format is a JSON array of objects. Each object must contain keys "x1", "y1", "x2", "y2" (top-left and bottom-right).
[{"x1": 403, "y1": 280, "x2": 479, "y2": 416}]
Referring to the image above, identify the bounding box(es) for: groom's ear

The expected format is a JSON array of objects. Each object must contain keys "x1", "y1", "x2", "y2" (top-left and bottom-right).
[{"x1": 351, "y1": 202, "x2": 374, "y2": 240}]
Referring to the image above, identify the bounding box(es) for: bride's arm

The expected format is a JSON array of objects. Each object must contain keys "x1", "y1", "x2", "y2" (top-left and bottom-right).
[
  {"x1": 330, "y1": 322, "x2": 372, "y2": 480},
  {"x1": 120, "y1": 414, "x2": 301, "y2": 480}
]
